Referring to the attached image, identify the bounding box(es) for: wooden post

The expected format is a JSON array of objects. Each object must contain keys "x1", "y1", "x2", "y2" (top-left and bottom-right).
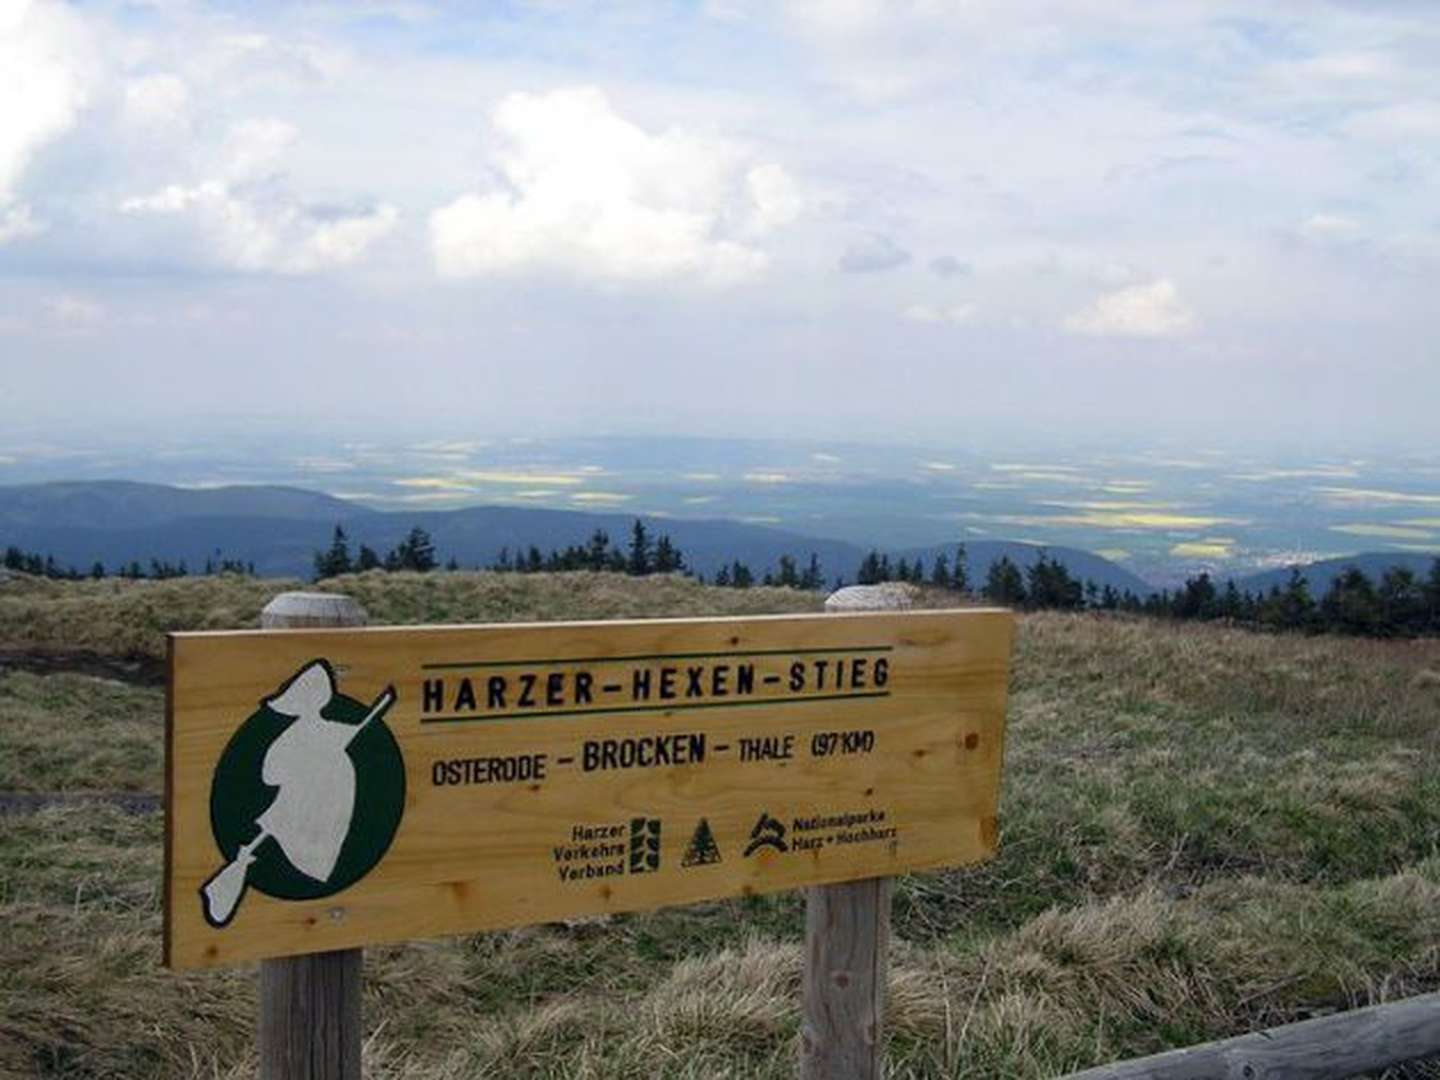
[
  {"x1": 257, "y1": 591, "x2": 367, "y2": 1080},
  {"x1": 801, "y1": 582, "x2": 914, "y2": 1080}
]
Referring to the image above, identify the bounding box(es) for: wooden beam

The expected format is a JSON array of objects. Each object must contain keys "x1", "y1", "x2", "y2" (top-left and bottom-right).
[
  {"x1": 800, "y1": 583, "x2": 915, "y2": 1079},
  {"x1": 257, "y1": 591, "x2": 367, "y2": 1080},
  {"x1": 1064, "y1": 991, "x2": 1440, "y2": 1080}
]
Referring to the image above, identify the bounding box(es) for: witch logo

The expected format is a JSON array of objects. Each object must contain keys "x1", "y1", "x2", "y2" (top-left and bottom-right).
[{"x1": 201, "y1": 660, "x2": 405, "y2": 928}]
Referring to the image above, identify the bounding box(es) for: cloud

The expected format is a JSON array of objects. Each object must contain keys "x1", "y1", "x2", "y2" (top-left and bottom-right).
[
  {"x1": 928, "y1": 254, "x2": 970, "y2": 278},
  {"x1": 1344, "y1": 103, "x2": 1440, "y2": 141},
  {"x1": 219, "y1": 117, "x2": 298, "y2": 184},
  {"x1": 120, "y1": 119, "x2": 398, "y2": 274},
  {"x1": 44, "y1": 294, "x2": 103, "y2": 327},
  {"x1": 121, "y1": 73, "x2": 191, "y2": 133},
  {"x1": 429, "y1": 86, "x2": 800, "y2": 285},
  {"x1": 0, "y1": 0, "x2": 94, "y2": 243},
  {"x1": 901, "y1": 302, "x2": 975, "y2": 325},
  {"x1": 1063, "y1": 278, "x2": 1196, "y2": 338},
  {"x1": 1297, "y1": 213, "x2": 1362, "y2": 242},
  {"x1": 838, "y1": 232, "x2": 910, "y2": 273}
]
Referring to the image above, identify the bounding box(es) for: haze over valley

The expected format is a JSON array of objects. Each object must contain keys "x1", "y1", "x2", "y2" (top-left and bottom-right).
[{"x1": 3, "y1": 432, "x2": 1435, "y2": 588}]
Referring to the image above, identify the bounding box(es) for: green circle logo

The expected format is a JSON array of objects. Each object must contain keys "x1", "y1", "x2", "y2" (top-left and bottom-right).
[{"x1": 201, "y1": 660, "x2": 405, "y2": 927}]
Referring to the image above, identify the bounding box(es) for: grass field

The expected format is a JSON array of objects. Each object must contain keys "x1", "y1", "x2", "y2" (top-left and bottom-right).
[{"x1": 2, "y1": 571, "x2": 1439, "y2": 1077}]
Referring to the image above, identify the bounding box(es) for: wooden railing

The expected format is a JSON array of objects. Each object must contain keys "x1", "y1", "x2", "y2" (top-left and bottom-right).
[{"x1": 1064, "y1": 990, "x2": 1440, "y2": 1079}]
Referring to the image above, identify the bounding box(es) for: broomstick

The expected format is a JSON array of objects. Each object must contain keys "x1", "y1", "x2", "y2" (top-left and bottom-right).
[{"x1": 200, "y1": 686, "x2": 397, "y2": 928}]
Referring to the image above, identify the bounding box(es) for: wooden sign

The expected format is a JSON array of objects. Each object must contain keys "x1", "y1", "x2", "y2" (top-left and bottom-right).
[{"x1": 165, "y1": 609, "x2": 1013, "y2": 970}]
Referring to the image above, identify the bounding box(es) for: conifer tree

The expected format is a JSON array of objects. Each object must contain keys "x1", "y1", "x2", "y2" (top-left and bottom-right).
[
  {"x1": 801, "y1": 553, "x2": 823, "y2": 591},
  {"x1": 931, "y1": 552, "x2": 951, "y2": 589},
  {"x1": 857, "y1": 551, "x2": 883, "y2": 585},
  {"x1": 654, "y1": 534, "x2": 684, "y2": 574},
  {"x1": 777, "y1": 554, "x2": 799, "y2": 588},
  {"x1": 313, "y1": 525, "x2": 353, "y2": 580},
  {"x1": 587, "y1": 529, "x2": 612, "y2": 571},
  {"x1": 952, "y1": 544, "x2": 969, "y2": 593},
  {"x1": 983, "y1": 556, "x2": 1026, "y2": 606},
  {"x1": 627, "y1": 519, "x2": 652, "y2": 576}
]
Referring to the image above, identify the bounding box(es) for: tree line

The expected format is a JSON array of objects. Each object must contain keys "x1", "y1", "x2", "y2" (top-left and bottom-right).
[
  {"x1": 9, "y1": 527, "x2": 1440, "y2": 639},
  {"x1": 2, "y1": 545, "x2": 253, "y2": 580}
]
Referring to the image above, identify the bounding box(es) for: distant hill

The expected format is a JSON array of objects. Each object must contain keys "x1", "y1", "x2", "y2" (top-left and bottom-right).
[
  {"x1": 896, "y1": 540, "x2": 1155, "y2": 597},
  {"x1": 1235, "y1": 552, "x2": 1439, "y2": 596},
  {"x1": 0, "y1": 480, "x2": 1153, "y2": 592},
  {"x1": 0, "y1": 480, "x2": 366, "y2": 530}
]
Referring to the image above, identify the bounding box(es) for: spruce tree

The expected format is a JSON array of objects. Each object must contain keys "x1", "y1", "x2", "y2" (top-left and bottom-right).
[
  {"x1": 857, "y1": 551, "x2": 882, "y2": 585},
  {"x1": 1426, "y1": 558, "x2": 1440, "y2": 634},
  {"x1": 587, "y1": 530, "x2": 611, "y2": 571},
  {"x1": 777, "y1": 554, "x2": 799, "y2": 588},
  {"x1": 983, "y1": 556, "x2": 1026, "y2": 606},
  {"x1": 801, "y1": 553, "x2": 823, "y2": 591},
  {"x1": 627, "y1": 519, "x2": 652, "y2": 576},
  {"x1": 931, "y1": 553, "x2": 951, "y2": 589},
  {"x1": 654, "y1": 534, "x2": 684, "y2": 574},
  {"x1": 313, "y1": 525, "x2": 353, "y2": 580}
]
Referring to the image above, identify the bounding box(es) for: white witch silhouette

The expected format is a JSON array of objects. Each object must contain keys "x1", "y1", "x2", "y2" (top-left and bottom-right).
[{"x1": 201, "y1": 661, "x2": 396, "y2": 927}]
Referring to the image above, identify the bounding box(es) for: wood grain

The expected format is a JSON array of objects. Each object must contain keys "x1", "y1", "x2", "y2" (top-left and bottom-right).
[
  {"x1": 1064, "y1": 991, "x2": 1440, "y2": 1079},
  {"x1": 165, "y1": 607, "x2": 1013, "y2": 969},
  {"x1": 800, "y1": 876, "x2": 891, "y2": 1080},
  {"x1": 258, "y1": 948, "x2": 362, "y2": 1080},
  {"x1": 255, "y1": 592, "x2": 366, "y2": 1080},
  {"x1": 799, "y1": 583, "x2": 909, "y2": 1080}
]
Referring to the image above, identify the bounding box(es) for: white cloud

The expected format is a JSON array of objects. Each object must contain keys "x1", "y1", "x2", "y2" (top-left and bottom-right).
[
  {"x1": 0, "y1": 0, "x2": 95, "y2": 242},
  {"x1": 220, "y1": 117, "x2": 297, "y2": 183},
  {"x1": 1063, "y1": 278, "x2": 1196, "y2": 338},
  {"x1": 121, "y1": 73, "x2": 191, "y2": 132},
  {"x1": 1345, "y1": 103, "x2": 1440, "y2": 141},
  {"x1": 744, "y1": 162, "x2": 804, "y2": 234},
  {"x1": 429, "y1": 86, "x2": 800, "y2": 285},
  {"x1": 120, "y1": 117, "x2": 398, "y2": 274},
  {"x1": 901, "y1": 302, "x2": 975, "y2": 325},
  {"x1": 1297, "y1": 213, "x2": 1362, "y2": 242},
  {"x1": 0, "y1": 202, "x2": 41, "y2": 243}
]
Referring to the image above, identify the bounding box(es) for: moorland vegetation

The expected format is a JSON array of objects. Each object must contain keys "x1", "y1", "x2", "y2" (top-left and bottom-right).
[{"x1": 1, "y1": 570, "x2": 1439, "y2": 1076}]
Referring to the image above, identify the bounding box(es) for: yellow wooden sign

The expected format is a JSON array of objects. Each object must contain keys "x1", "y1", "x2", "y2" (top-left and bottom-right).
[{"x1": 165, "y1": 609, "x2": 1013, "y2": 969}]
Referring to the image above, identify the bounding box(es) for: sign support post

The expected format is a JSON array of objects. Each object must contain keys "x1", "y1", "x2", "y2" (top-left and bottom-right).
[
  {"x1": 801, "y1": 583, "x2": 912, "y2": 1079},
  {"x1": 256, "y1": 592, "x2": 367, "y2": 1080}
]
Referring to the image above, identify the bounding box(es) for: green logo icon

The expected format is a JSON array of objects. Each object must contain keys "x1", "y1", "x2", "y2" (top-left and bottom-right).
[{"x1": 201, "y1": 659, "x2": 405, "y2": 928}]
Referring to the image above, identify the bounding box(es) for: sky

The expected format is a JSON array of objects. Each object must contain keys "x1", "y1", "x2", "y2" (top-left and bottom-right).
[{"x1": 2, "y1": 0, "x2": 1438, "y2": 449}]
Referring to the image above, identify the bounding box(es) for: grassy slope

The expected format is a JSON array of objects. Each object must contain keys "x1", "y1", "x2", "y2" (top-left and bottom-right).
[{"x1": 1, "y1": 573, "x2": 1439, "y2": 1077}]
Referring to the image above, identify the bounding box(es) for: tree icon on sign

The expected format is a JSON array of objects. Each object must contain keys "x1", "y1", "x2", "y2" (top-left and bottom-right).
[{"x1": 682, "y1": 818, "x2": 722, "y2": 867}]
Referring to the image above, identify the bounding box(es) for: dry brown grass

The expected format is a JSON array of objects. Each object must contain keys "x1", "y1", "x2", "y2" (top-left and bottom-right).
[
  {"x1": 3, "y1": 577, "x2": 1440, "y2": 1077},
  {"x1": 0, "y1": 570, "x2": 822, "y2": 660}
]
